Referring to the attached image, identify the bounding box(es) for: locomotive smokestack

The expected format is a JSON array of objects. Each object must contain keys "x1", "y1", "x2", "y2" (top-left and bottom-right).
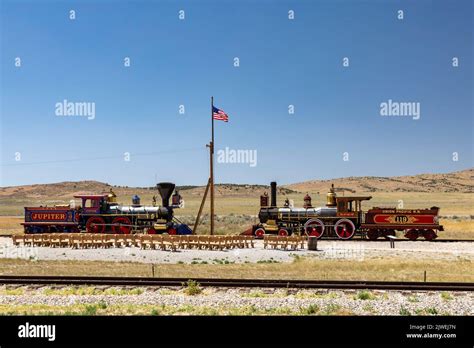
[
  {"x1": 157, "y1": 182, "x2": 175, "y2": 208},
  {"x1": 270, "y1": 181, "x2": 277, "y2": 207}
]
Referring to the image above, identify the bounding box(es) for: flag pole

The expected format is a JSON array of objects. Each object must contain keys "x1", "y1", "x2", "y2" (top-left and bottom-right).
[{"x1": 210, "y1": 96, "x2": 215, "y2": 235}]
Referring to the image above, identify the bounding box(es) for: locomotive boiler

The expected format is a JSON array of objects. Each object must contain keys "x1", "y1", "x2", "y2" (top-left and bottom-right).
[
  {"x1": 252, "y1": 182, "x2": 443, "y2": 240},
  {"x1": 22, "y1": 182, "x2": 191, "y2": 235}
]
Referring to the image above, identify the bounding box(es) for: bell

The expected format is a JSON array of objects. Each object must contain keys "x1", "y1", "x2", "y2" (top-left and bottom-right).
[
  {"x1": 326, "y1": 184, "x2": 337, "y2": 207},
  {"x1": 107, "y1": 188, "x2": 117, "y2": 203}
]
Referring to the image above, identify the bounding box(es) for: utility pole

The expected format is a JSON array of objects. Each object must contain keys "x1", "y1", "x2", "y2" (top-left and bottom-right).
[{"x1": 193, "y1": 96, "x2": 215, "y2": 235}]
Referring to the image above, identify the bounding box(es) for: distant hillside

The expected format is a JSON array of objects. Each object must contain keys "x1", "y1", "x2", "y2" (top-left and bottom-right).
[
  {"x1": 0, "y1": 181, "x2": 294, "y2": 200},
  {"x1": 287, "y1": 169, "x2": 473, "y2": 193},
  {"x1": 0, "y1": 181, "x2": 150, "y2": 200},
  {"x1": 0, "y1": 169, "x2": 472, "y2": 201}
]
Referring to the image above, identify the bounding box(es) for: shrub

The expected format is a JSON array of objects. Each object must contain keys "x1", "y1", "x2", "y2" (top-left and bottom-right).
[
  {"x1": 302, "y1": 304, "x2": 319, "y2": 315},
  {"x1": 183, "y1": 280, "x2": 202, "y2": 296},
  {"x1": 355, "y1": 290, "x2": 374, "y2": 300},
  {"x1": 441, "y1": 292, "x2": 453, "y2": 301}
]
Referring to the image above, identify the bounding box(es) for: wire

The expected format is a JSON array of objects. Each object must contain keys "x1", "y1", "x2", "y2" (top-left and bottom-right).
[{"x1": 1, "y1": 147, "x2": 204, "y2": 167}]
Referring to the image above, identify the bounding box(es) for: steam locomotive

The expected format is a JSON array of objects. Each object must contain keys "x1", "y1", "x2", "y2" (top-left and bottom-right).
[
  {"x1": 22, "y1": 182, "x2": 191, "y2": 235},
  {"x1": 252, "y1": 182, "x2": 443, "y2": 240}
]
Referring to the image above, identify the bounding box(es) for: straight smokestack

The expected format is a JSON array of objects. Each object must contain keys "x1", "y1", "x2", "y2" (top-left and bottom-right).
[{"x1": 270, "y1": 181, "x2": 277, "y2": 207}]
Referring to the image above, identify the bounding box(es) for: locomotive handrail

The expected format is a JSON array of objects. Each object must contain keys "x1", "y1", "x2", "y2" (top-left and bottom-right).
[{"x1": 173, "y1": 216, "x2": 184, "y2": 224}]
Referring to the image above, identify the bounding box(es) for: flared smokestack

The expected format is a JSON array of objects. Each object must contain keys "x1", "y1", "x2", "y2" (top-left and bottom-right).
[
  {"x1": 270, "y1": 181, "x2": 277, "y2": 207},
  {"x1": 157, "y1": 182, "x2": 175, "y2": 208}
]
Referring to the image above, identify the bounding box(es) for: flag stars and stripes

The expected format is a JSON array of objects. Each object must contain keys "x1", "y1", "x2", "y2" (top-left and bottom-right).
[{"x1": 212, "y1": 106, "x2": 229, "y2": 122}]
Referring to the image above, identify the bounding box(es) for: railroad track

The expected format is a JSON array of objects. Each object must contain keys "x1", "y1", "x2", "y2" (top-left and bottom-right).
[{"x1": 0, "y1": 276, "x2": 473, "y2": 291}]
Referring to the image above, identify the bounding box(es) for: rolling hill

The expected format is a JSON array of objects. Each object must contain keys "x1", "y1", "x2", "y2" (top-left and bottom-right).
[
  {"x1": 0, "y1": 169, "x2": 472, "y2": 202},
  {"x1": 287, "y1": 168, "x2": 473, "y2": 194}
]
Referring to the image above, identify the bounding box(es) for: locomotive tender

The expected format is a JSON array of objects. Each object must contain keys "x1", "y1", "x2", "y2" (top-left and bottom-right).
[
  {"x1": 253, "y1": 182, "x2": 443, "y2": 240},
  {"x1": 22, "y1": 182, "x2": 191, "y2": 235}
]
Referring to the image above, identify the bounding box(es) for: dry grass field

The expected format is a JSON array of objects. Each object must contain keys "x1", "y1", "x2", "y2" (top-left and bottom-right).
[{"x1": 0, "y1": 256, "x2": 472, "y2": 282}]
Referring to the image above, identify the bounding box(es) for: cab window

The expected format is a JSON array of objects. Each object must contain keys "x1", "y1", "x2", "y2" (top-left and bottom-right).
[
  {"x1": 84, "y1": 199, "x2": 100, "y2": 208},
  {"x1": 338, "y1": 201, "x2": 346, "y2": 212}
]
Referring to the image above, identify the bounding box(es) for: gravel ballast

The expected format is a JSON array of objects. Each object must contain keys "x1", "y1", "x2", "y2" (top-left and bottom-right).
[{"x1": 0, "y1": 286, "x2": 472, "y2": 315}]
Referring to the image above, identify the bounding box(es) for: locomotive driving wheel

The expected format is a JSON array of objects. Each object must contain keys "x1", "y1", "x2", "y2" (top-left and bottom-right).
[
  {"x1": 112, "y1": 217, "x2": 132, "y2": 234},
  {"x1": 146, "y1": 227, "x2": 156, "y2": 234},
  {"x1": 278, "y1": 228, "x2": 289, "y2": 236},
  {"x1": 304, "y1": 219, "x2": 325, "y2": 238},
  {"x1": 254, "y1": 228, "x2": 265, "y2": 239},
  {"x1": 334, "y1": 219, "x2": 356, "y2": 240},
  {"x1": 86, "y1": 217, "x2": 106, "y2": 233}
]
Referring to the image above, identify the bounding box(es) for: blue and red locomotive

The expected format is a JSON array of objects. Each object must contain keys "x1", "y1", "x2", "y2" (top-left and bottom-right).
[{"x1": 22, "y1": 182, "x2": 191, "y2": 235}]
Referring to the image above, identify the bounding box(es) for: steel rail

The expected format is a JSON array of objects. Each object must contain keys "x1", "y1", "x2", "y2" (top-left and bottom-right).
[{"x1": 0, "y1": 276, "x2": 472, "y2": 291}]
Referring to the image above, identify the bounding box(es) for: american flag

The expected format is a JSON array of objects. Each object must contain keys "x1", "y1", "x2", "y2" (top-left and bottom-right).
[{"x1": 212, "y1": 106, "x2": 229, "y2": 122}]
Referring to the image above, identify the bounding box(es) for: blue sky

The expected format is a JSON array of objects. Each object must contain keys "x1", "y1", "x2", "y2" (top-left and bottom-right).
[{"x1": 1, "y1": 0, "x2": 472, "y2": 187}]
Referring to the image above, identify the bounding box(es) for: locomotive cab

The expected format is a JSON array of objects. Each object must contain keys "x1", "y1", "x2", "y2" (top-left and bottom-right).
[
  {"x1": 74, "y1": 194, "x2": 109, "y2": 214},
  {"x1": 334, "y1": 196, "x2": 372, "y2": 234},
  {"x1": 336, "y1": 196, "x2": 372, "y2": 214}
]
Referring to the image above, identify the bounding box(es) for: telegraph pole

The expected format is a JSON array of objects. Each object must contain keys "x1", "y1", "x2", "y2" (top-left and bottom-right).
[{"x1": 193, "y1": 96, "x2": 215, "y2": 235}]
